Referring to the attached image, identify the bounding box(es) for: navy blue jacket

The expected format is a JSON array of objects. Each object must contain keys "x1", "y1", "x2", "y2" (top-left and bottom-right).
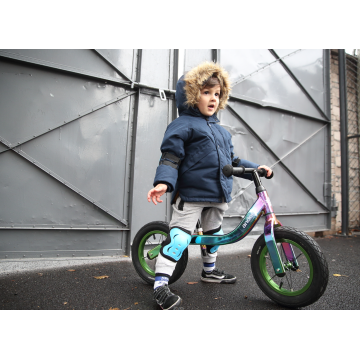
[{"x1": 153, "y1": 77, "x2": 259, "y2": 204}]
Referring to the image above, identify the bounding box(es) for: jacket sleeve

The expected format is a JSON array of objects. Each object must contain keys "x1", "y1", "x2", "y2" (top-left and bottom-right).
[
  {"x1": 153, "y1": 120, "x2": 190, "y2": 192},
  {"x1": 230, "y1": 138, "x2": 259, "y2": 182}
]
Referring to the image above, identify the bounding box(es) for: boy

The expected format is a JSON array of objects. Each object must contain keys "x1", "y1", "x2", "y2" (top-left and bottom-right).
[{"x1": 147, "y1": 61, "x2": 272, "y2": 310}]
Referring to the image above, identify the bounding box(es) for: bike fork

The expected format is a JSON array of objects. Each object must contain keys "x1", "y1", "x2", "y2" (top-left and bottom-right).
[
  {"x1": 259, "y1": 190, "x2": 288, "y2": 277},
  {"x1": 264, "y1": 213, "x2": 286, "y2": 277}
]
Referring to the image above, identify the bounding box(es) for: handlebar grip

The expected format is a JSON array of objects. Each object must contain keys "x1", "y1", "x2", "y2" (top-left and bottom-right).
[
  {"x1": 257, "y1": 168, "x2": 274, "y2": 179},
  {"x1": 257, "y1": 168, "x2": 266, "y2": 177},
  {"x1": 222, "y1": 165, "x2": 274, "y2": 179},
  {"x1": 222, "y1": 164, "x2": 233, "y2": 177},
  {"x1": 265, "y1": 170, "x2": 274, "y2": 179},
  {"x1": 222, "y1": 164, "x2": 245, "y2": 177}
]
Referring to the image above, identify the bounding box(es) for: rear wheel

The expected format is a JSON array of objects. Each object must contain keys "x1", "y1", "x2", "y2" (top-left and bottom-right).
[
  {"x1": 251, "y1": 226, "x2": 329, "y2": 308},
  {"x1": 131, "y1": 221, "x2": 188, "y2": 285}
]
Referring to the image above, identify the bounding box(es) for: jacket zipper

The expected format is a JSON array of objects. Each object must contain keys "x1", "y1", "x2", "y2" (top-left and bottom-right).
[{"x1": 205, "y1": 116, "x2": 227, "y2": 202}]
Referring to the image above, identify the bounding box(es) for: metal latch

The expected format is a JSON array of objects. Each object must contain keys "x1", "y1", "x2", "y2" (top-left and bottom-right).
[{"x1": 159, "y1": 89, "x2": 166, "y2": 101}]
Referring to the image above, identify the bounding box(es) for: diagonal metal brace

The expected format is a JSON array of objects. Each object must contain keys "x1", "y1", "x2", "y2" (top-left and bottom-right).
[
  {"x1": 93, "y1": 49, "x2": 133, "y2": 82},
  {"x1": 0, "y1": 92, "x2": 137, "y2": 226},
  {"x1": 231, "y1": 49, "x2": 302, "y2": 87},
  {"x1": 0, "y1": 50, "x2": 132, "y2": 87},
  {"x1": 0, "y1": 91, "x2": 136, "y2": 155},
  {"x1": 0, "y1": 139, "x2": 129, "y2": 227},
  {"x1": 227, "y1": 104, "x2": 330, "y2": 212}
]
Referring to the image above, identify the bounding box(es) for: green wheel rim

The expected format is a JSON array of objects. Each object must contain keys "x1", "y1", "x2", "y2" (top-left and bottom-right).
[
  {"x1": 138, "y1": 230, "x2": 167, "y2": 276},
  {"x1": 259, "y1": 239, "x2": 313, "y2": 296}
]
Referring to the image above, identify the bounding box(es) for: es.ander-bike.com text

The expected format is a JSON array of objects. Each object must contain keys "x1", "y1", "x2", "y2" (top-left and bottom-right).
[{"x1": 186, "y1": 336, "x2": 351, "y2": 351}]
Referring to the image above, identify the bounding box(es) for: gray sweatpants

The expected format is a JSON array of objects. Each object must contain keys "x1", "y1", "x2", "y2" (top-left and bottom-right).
[
  {"x1": 170, "y1": 196, "x2": 228, "y2": 234},
  {"x1": 155, "y1": 197, "x2": 228, "y2": 277}
]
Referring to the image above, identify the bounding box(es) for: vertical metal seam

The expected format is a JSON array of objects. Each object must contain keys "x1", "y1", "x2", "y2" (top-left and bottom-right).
[
  {"x1": 170, "y1": 49, "x2": 180, "y2": 222},
  {"x1": 323, "y1": 50, "x2": 332, "y2": 229},
  {"x1": 338, "y1": 49, "x2": 349, "y2": 235},
  {"x1": 122, "y1": 50, "x2": 140, "y2": 254},
  {"x1": 165, "y1": 49, "x2": 171, "y2": 223},
  {"x1": 173, "y1": 49, "x2": 179, "y2": 120},
  {"x1": 126, "y1": 50, "x2": 142, "y2": 255},
  {"x1": 212, "y1": 49, "x2": 218, "y2": 63},
  {"x1": 324, "y1": 50, "x2": 332, "y2": 119}
]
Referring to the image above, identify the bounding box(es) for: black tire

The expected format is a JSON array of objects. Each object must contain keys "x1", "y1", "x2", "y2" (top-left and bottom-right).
[
  {"x1": 251, "y1": 226, "x2": 329, "y2": 308},
  {"x1": 131, "y1": 221, "x2": 188, "y2": 285}
]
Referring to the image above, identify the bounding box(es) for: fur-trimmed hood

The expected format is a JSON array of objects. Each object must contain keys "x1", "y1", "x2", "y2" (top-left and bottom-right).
[{"x1": 183, "y1": 61, "x2": 231, "y2": 112}]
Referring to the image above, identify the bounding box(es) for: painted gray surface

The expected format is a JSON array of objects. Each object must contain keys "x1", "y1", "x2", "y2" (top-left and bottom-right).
[
  {"x1": 0, "y1": 49, "x2": 331, "y2": 260},
  {"x1": 0, "y1": 230, "x2": 125, "y2": 259},
  {"x1": 130, "y1": 93, "x2": 173, "y2": 242}
]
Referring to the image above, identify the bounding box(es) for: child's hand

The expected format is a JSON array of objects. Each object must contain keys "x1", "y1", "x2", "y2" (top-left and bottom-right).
[
  {"x1": 147, "y1": 184, "x2": 168, "y2": 205},
  {"x1": 258, "y1": 165, "x2": 272, "y2": 178}
]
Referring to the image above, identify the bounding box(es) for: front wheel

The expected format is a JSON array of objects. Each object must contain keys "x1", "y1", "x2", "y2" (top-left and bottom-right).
[
  {"x1": 131, "y1": 221, "x2": 188, "y2": 285},
  {"x1": 251, "y1": 226, "x2": 329, "y2": 308}
]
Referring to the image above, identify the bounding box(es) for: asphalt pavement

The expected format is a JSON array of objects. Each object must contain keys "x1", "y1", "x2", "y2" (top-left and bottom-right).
[{"x1": 1, "y1": 234, "x2": 359, "y2": 310}]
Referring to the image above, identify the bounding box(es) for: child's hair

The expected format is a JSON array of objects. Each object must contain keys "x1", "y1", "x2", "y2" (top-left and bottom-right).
[
  {"x1": 202, "y1": 75, "x2": 221, "y2": 88},
  {"x1": 184, "y1": 61, "x2": 231, "y2": 112}
]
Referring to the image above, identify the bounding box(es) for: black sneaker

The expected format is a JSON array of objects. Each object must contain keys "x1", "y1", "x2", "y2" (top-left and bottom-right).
[
  {"x1": 201, "y1": 268, "x2": 236, "y2": 284},
  {"x1": 153, "y1": 284, "x2": 182, "y2": 310}
]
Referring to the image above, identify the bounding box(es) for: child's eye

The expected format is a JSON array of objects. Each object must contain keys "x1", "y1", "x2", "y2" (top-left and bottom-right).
[{"x1": 204, "y1": 91, "x2": 209, "y2": 94}]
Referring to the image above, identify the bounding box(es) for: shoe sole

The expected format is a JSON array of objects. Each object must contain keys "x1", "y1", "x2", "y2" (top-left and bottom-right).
[
  {"x1": 201, "y1": 277, "x2": 236, "y2": 284},
  {"x1": 162, "y1": 297, "x2": 182, "y2": 310}
]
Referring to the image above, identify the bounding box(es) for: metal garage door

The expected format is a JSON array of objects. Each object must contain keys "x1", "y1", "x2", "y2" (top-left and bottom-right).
[{"x1": 0, "y1": 49, "x2": 331, "y2": 259}]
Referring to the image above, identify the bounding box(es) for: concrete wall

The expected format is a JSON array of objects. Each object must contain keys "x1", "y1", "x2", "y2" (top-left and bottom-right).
[{"x1": 330, "y1": 50, "x2": 342, "y2": 233}]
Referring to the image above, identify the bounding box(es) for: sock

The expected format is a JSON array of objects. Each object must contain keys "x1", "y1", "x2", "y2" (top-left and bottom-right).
[
  {"x1": 202, "y1": 250, "x2": 217, "y2": 273},
  {"x1": 203, "y1": 262, "x2": 215, "y2": 273},
  {"x1": 154, "y1": 275, "x2": 169, "y2": 290},
  {"x1": 154, "y1": 253, "x2": 176, "y2": 290},
  {"x1": 201, "y1": 228, "x2": 223, "y2": 273}
]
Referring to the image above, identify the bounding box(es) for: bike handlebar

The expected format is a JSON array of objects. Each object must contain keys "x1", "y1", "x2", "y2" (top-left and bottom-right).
[{"x1": 222, "y1": 165, "x2": 273, "y2": 179}]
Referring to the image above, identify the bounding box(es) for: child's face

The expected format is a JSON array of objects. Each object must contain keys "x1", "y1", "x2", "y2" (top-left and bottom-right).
[{"x1": 197, "y1": 85, "x2": 221, "y2": 117}]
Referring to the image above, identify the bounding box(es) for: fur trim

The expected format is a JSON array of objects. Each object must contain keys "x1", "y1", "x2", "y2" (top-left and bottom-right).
[{"x1": 184, "y1": 61, "x2": 231, "y2": 112}]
